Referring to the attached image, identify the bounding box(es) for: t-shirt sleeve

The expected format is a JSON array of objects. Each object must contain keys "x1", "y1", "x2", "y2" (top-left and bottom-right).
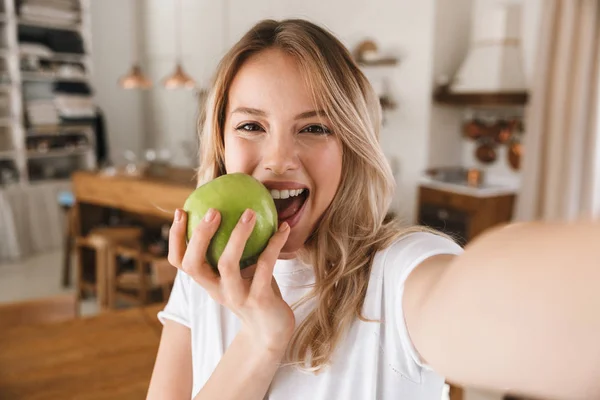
[
  {"x1": 382, "y1": 231, "x2": 463, "y2": 379},
  {"x1": 157, "y1": 269, "x2": 192, "y2": 328}
]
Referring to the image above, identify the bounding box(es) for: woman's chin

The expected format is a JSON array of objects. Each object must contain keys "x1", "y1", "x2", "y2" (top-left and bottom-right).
[{"x1": 278, "y1": 232, "x2": 306, "y2": 258}]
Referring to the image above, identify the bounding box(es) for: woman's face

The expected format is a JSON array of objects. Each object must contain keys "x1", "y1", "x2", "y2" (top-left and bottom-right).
[{"x1": 224, "y1": 48, "x2": 343, "y2": 257}]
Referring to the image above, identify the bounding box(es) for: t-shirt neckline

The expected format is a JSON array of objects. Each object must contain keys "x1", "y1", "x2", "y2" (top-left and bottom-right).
[{"x1": 274, "y1": 258, "x2": 311, "y2": 275}]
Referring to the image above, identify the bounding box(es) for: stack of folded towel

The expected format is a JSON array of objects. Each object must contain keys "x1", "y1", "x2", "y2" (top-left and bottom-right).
[
  {"x1": 19, "y1": 0, "x2": 80, "y2": 27},
  {"x1": 53, "y1": 81, "x2": 95, "y2": 119},
  {"x1": 26, "y1": 99, "x2": 60, "y2": 125}
]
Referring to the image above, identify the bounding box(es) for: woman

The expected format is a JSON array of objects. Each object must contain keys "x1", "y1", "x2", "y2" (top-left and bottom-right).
[{"x1": 147, "y1": 19, "x2": 600, "y2": 400}]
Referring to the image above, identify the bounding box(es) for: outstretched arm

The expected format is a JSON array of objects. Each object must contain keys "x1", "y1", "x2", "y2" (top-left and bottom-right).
[{"x1": 404, "y1": 220, "x2": 600, "y2": 399}]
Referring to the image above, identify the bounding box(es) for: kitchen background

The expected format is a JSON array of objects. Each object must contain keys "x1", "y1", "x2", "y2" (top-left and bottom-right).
[
  {"x1": 92, "y1": 0, "x2": 542, "y2": 223},
  {"x1": 1, "y1": 0, "x2": 598, "y2": 399}
]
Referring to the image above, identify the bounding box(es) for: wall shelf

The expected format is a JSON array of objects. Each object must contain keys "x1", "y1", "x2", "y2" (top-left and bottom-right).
[
  {"x1": 357, "y1": 57, "x2": 399, "y2": 67},
  {"x1": 27, "y1": 124, "x2": 93, "y2": 136},
  {"x1": 0, "y1": 149, "x2": 15, "y2": 159},
  {"x1": 20, "y1": 51, "x2": 88, "y2": 63},
  {"x1": 0, "y1": 0, "x2": 96, "y2": 186},
  {"x1": 18, "y1": 19, "x2": 82, "y2": 33},
  {"x1": 433, "y1": 85, "x2": 529, "y2": 107},
  {"x1": 21, "y1": 72, "x2": 89, "y2": 83},
  {"x1": 27, "y1": 147, "x2": 91, "y2": 159}
]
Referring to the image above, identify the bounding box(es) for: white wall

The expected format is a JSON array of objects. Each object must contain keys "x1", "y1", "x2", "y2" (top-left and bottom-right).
[
  {"x1": 140, "y1": 0, "x2": 438, "y2": 222},
  {"x1": 140, "y1": 0, "x2": 225, "y2": 165},
  {"x1": 428, "y1": 0, "x2": 474, "y2": 169},
  {"x1": 89, "y1": 0, "x2": 146, "y2": 164},
  {"x1": 95, "y1": 0, "x2": 541, "y2": 221}
]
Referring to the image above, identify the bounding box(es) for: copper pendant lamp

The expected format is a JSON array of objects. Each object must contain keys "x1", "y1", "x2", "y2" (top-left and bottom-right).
[
  {"x1": 119, "y1": 0, "x2": 152, "y2": 89},
  {"x1": 162, "y1": 0, "x2": 196, "y2": 89},
  {"x1": 120, "y1": 64, "x2": 152, "y2": 89}
]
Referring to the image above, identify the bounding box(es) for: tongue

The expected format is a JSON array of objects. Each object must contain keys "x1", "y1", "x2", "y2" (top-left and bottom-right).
[{"x1": 275, "y1": 196, "x2": 305, "y2": 220}]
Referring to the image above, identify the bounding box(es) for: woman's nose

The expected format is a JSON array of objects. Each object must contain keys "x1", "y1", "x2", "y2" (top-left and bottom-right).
[{"x1": 262, "y1": 134, "x2": 299, "y2": 175}]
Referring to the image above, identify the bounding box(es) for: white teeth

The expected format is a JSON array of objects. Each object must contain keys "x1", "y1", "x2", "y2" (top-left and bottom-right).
[{"x1": 270, "y1": 188, "x2": 306, "y2": 199}]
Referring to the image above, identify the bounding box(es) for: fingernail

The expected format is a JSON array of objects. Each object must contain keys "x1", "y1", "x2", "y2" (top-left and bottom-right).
[
  {"x1": 174, "y1": 209, "x2": 182, "y2": 222},
  {"x1": 204, "y1": 208, "x2": 217, "y2": 222},
  {"x1": 279, "y1": 222, "x2": 290, "y2": 232},
  {"x1": 242, "y1": 209, "x2": 255, "y2": 223}
]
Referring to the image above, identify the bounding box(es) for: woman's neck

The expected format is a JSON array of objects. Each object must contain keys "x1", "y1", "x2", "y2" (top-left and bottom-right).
[{"x1": 278, "y1": 251, "x2": 297, "y2": 260}]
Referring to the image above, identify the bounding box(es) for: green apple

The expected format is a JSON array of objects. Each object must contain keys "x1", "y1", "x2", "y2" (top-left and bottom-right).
[{"x1": 183, "y1": 173, "x2": 278, "y2": 270}]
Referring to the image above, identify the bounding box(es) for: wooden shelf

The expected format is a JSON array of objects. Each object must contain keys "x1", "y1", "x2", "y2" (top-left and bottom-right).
[
  {"x1": 357, "y1": 57, "x2": 399, "y2": 67},
  {"x1": 380, "y1": 96, "x2": 397, "y2": 110},
  {"x1": 434, "y1": 85, "x2": 529, "y2": 107}
]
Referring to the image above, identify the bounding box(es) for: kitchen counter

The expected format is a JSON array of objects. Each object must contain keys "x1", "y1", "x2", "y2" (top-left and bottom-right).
[{"x1": 419, "y1": 176, "x2": 520, "y2": 198}]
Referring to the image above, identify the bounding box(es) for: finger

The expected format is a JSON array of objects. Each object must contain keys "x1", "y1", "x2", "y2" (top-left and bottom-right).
[
  {"x1": 168, "y1": 209, "x2": 188, "y2": 269},
  {"x1": 250, "y1": 222, "x2": 290, "y2": 296},
  {"x1": 181, "y1": 208, "x2": 221, "y2": 294},
  {"x1": 218, "y1": 209, "x2": 256, "y2": 305}
]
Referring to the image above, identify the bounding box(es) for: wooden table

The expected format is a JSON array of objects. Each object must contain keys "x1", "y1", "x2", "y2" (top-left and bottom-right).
[
  {"x1": 71, "y1": 168, "x2": 196, "y2": 306},
  {"x1": 0, "y1": 304, "x2": 164, "y2": 400},
  {"x1": 72, "y1": 168, "x2": 196, "y2": 221}
]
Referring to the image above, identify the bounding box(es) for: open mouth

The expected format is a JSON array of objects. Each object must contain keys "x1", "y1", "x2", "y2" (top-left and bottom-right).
[{"x1": 269, "y1": 188, "x2": 309, "y2": 228}]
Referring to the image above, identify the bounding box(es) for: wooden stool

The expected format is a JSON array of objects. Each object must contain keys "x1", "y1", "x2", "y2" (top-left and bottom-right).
[
  {"x1": 75, "y1": 227, "x2": 143, "y2": 310},
  {"x1": 108, "y1": 243, "x2": 176, "y2": 309}
]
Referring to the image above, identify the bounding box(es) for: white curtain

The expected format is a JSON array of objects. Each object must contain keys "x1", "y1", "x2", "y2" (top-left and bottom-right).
[
  {"x1": 516, "y1": 0, "x2": 600, "y2": 221},
  {"x1": 0, "y1": 182, "x2": 70, "y2": 262}
]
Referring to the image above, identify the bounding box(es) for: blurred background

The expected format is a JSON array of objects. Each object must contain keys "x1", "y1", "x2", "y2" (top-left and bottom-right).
[{"x1": 0, "y1": 0, "x2": 598, "y2": 399}]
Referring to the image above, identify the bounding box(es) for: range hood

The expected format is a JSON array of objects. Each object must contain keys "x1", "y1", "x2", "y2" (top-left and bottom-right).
[{"x1": 448, "y1": 3, "x2": 527, "y2": 97}]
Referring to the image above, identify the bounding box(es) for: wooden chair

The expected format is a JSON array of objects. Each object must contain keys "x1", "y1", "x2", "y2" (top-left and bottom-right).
[
  {"x1": 75, "y1": 226, "x2": 143, "y2": 310},
  {"x1": 0, "y1": 294, "x2": 78, "y2": 329}
]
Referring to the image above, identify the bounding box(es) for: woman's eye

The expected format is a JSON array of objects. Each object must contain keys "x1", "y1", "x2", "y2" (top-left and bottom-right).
[
  {"x1": 236, "y1": 123, "x2": 264, "y2": 132},
  {"x1": 300, "y1": 124, "x2": 331, "y2": 135}
]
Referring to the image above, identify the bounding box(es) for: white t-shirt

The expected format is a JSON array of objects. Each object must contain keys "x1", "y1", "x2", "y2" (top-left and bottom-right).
[{"x1": 158, "y1": 232, "x2": 463, "y2": 399}]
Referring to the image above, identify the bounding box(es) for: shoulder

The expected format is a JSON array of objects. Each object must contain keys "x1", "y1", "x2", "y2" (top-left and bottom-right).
[{"x1": 374, "y1": 230, "x2": 463, "y2": 282}]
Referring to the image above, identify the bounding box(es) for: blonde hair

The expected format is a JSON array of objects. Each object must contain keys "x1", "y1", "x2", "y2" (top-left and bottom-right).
[{"x1": 197, "y1": 19, "x2": 433, "y2": 369}]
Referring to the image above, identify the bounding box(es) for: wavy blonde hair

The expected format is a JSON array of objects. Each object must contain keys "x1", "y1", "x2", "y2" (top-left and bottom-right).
[{"x1": 197, "y1": 19, "x2": 432, "y2": 369}]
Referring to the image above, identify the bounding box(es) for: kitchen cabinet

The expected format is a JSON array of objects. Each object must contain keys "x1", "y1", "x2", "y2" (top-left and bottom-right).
[{"x1": 417, "y1": 185, "x2": 516, "y2": 244}]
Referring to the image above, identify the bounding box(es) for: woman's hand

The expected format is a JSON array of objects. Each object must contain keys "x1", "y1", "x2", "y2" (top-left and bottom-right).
[{"x1": 168, "y1": 208, "x2": 295, "y2": 352}]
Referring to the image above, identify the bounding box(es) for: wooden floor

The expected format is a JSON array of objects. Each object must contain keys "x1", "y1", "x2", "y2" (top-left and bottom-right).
[{"x1": 0, "y1": 304, "x2": 162, "y2": 400}]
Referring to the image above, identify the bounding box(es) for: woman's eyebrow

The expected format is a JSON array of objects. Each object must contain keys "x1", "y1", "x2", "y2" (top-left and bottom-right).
[
  {"x1": 295, "y1": 110, "x2": 327, "y2": 120},
  {"x1": 230, "y1": 107, "x2": 268, "y2": 117}
]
